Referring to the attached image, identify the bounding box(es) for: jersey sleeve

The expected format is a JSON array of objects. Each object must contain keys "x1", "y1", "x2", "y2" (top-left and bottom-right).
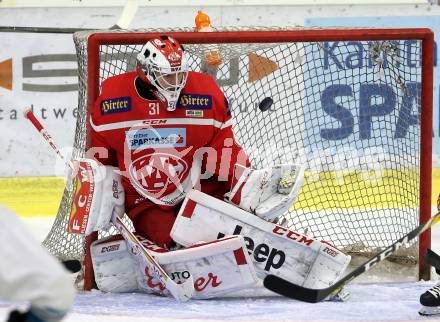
[
  {"x1": 0, "y1": 207, "x2": 75, "y2": 314},
  {"x1": 88, "y1": 84, "x2": 118, "y2": 166},
  {"x1": 206, "y1": 89, "x2": 250, "y2": 186}
]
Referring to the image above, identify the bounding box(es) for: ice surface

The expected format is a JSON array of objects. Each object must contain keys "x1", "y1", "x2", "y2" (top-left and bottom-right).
[
  {"x1": 0, "y1": 216, "x2": 439, "y2": 322},
  {"x1": 1, "y1": 282, "x2": 439, "y2": 322}
]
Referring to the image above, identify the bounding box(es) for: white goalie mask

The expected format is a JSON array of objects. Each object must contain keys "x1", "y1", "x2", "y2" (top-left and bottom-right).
[{"x1": 136, "y1": 35, "x2": 189, "y2": 111}]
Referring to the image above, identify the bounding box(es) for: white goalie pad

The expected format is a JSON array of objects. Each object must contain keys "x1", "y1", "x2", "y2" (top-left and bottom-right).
[
  {"x1": 227, "y1": 163, "x2": 305, "y2": 220},
  {"x1": 90, "y1": 235, "x2": 139, "y2": 293},
  {"x1": 171, "y1": 190, "x2": 351, "y2": 289},
  {"x1": 66, "y1": 158, "x2": 125, "y2": 235},
  {"x1": 91, "y1": 234, "x2": 259, "y2": 299}
]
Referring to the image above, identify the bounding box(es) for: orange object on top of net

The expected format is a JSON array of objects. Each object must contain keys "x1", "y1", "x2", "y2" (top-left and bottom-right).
[
  {"x1": 194, "y1": 10, "x2": 222, "y2": 67},
  {"x1": 195, "y1": 10, "x2": 212, "y2": 32}
]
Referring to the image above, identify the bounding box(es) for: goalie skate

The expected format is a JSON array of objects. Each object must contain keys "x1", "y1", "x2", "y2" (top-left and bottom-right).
[
  {"x1": 419, "y1": 306, "x2": 440, "y2": 316},
  {"x1": 419, "y1": 283, "x2": 440, "y2": 316}
]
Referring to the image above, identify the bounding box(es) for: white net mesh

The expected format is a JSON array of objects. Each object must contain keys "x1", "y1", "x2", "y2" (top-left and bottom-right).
[{"x1": 43, "y1": 27, "x2": 430, "y2": 283}]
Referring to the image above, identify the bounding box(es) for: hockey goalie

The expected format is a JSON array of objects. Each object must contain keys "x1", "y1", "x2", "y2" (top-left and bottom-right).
[{"x1": 72, "y1": 35, "x2": 351, "y2": 300}]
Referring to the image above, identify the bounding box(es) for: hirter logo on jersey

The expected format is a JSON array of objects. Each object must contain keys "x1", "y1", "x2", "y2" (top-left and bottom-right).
[
  {"x1": 126, "y1": 128, "x2": 186, "y2": 150},
  {"x1": 177, "y1": 94, "x2": 212, "y2": 109},
  {"x1": 100, "y1": 96, "x2": 132, "y2": 115},
  {"x1": 128, "y1": 153, "x2": 189, "y2": 195}
]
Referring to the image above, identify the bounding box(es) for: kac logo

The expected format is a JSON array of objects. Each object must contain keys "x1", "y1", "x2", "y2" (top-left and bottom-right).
[{"x1": 128, "y1": 153, "x2": 189, "y2": 196}]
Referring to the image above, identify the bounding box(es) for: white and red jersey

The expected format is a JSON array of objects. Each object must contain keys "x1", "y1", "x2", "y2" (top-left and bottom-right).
[
  {"x1": 90, "y1": 71, "x2": 249, "y2": 246},
  {"x1": 0, "y1": 207, "x2": 75, "y2": 317}
]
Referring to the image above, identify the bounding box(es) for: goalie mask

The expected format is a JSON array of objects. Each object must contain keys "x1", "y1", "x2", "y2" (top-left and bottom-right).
[{"x1": 136, "y1": 35, "x2": 189, "y2": 111}]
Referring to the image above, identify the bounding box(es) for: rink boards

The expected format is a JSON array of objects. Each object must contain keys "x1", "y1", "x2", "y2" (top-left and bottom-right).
[{"x1": 1, "y1": 168, "x2": 439, "y2": 217}]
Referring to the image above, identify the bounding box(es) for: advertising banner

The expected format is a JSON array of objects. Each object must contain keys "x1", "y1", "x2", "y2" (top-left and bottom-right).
[
  {"x1": 0, "y1": 32, "x2": 78, "y2": 176},
  {"x1": 305, "y1": 16, "x2": 439, "y2": 165}
]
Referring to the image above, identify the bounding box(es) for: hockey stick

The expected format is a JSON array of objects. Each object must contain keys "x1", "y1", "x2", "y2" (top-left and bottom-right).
[
  {"x1": 24, "y1": 108, "x2": 194, "y2": 302},
  {"x1": 264, "y1": 211, "x2": 440, "y2": 303},
  {"x1": 112, "y1": 215, "x2": 194, "y2": 301},
  {"x1": 24, "y1": 108, "x2": 74, "y2": 171},
  {"x1": 1, "y1": 0, "x2": 139, "y2": 33},
  {"x1": 110, "y1": 0, "x2": 139, "y2": 30},
  {"x1": 21, "y1": 112, "x2": 82, "y2": 276}
]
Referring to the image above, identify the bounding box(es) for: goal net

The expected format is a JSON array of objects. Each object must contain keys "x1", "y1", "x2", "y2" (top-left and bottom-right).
[{"x1": 42, "y1": 27, "x2": 433, "y2": 289}]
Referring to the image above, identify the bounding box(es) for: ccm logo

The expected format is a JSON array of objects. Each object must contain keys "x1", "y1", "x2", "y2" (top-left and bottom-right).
[
  {"x1": 142, "y1": 119, "x2": 167, "y2": 125},
  {"x1": 364, "y1": 236, "x2": 409, "y2": 271},
  {"x1": 101, "y1": 244, "x2": 120, "y2": 253},
  {"x1": 272, "y1": 226, "x2": 314, "y2": 246}
]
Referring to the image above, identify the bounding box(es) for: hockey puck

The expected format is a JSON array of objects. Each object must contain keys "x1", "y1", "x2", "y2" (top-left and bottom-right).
[{"x1": 259, "y1": 97, "x2": 273, "y2": 112}]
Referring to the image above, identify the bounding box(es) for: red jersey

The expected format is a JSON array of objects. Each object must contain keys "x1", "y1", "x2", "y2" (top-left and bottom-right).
[{"x1": 90, "y1": 71, "x2": 249, "y2": 245}]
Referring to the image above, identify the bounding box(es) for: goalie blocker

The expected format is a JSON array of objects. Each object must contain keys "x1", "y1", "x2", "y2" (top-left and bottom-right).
[{"x1": 67, "y1": 158, "x2": 124, "y2": 235}]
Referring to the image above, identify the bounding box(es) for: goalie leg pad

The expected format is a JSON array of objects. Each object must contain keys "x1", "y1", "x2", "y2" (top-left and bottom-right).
[
  {"x1": 91, "y1": 235, "x2": 140, "y2": 293},
  {"x1": 148, "y1": 236, "x2": 259, "y2": 299},
  {"x1": 91, "y1": 234, "x2": 259, "y2": 299},
  {"x1": 171, "y1": 190, "x2": 351, "y2": 289}
]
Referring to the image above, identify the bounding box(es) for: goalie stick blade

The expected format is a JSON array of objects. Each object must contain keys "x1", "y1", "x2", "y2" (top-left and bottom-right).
[
  {"x1": 165, "y1": 275, "x2": 195, "y2": 302},
  {"x1": 62, "y1": 259, "x2": 81, "y2": 273},
  {"x1": 264, "y1": 211, "x2": 440, "y2": 303}
]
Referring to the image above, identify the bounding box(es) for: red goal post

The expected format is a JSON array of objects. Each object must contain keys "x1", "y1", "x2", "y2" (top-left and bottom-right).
[{"x1": 43, "y1": 27, "x2": 434, "y2": 290}]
